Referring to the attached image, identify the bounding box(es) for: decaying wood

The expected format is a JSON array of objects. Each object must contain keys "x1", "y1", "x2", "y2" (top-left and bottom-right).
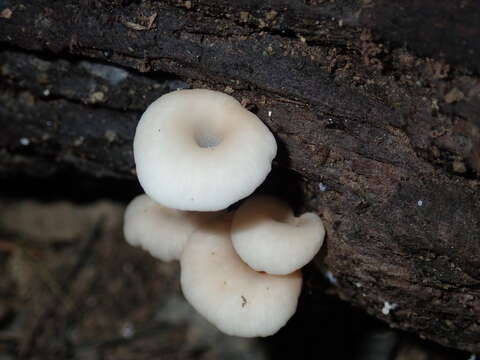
[{"x1": 0, "y1": 0, "x2": 479, "y2": 352}]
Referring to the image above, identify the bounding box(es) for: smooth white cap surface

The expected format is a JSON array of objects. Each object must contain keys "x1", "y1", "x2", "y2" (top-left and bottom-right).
[
  {"x1": 123, "y1": 194, "x2": 220, "y2": 261},
  {"x1": 231, "y1": 196, "x2": 325, "y2": 275},
  {"x1": 134, "y1": 89, "x2": 277, "y2": 211},
  {"x1": 180, "y1": 215, "x2": 302, "y2": 337}
]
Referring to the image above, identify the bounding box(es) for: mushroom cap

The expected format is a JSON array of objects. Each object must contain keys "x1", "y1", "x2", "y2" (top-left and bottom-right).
[
  {"x1": 133, "y1": 89, "x2": 277, "y2": 211},
  {"x1": 123, "y1": 194, "x2": 220, "y2": 261},
  {"x1": 231, "y1": 195, "x2": 325, "y2": 275},
  {"x1": 180, "y1": 215, "x2": 302, "y2": 337}
]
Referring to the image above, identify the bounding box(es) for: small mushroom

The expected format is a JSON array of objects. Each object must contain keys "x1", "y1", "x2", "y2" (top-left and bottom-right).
[
  {"x1": 133, "y1": 89, "x2": 277, "y2": 211},
  {"x1": 231, "y1": 195, "x2": 325, "y2": 275},
  {"x1": 123, "y1": 194, "x2": 221, "y2": 261},
  {"x1": 180, "y1": 215, "x2": 302, "y2": 337}
]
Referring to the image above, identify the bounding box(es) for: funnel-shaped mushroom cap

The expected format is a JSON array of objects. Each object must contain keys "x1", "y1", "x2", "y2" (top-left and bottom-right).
[
  {"x1": 123, "y1": 194, "x2": 220, "y2": 261},
  {"x1": 134, "y1": 89, "x2": 277, "y2": 211},
  {"x1": 231, "y1": 196, "x2": 325, "y2": 275},
  {"x1": 180, "y1": 215, "x2": 302, "y2": 337}
]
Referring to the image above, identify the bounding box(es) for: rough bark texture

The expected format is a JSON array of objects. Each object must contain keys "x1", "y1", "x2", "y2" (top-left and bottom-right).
[{"x1": 0, "y1": 0, "x2": 479, "y2": 352}]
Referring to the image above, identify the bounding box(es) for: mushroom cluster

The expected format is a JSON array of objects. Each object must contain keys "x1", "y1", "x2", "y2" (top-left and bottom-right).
[{"x1": 124, "y1": 89, "x2": 325, "y2": 337}]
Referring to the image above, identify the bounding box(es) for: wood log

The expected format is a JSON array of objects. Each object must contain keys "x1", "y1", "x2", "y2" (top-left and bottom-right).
[{"x1": 1, "y1": 0, "x2": 479, "y2": 352}]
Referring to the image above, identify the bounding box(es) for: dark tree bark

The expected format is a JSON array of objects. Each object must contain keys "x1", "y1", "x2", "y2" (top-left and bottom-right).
[{"x1": 1, "y1": 0, "x2": 479, "y2": 352}]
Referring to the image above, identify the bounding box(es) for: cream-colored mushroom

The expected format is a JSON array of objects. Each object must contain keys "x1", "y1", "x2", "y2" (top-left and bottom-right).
[
  {"x1": 133, "y1": 89, "x2": 277, "y2": 211},
  {"x1": 231, "y1": 195, "x2": 325, "y2": 275},
  {"x1": 123, "y1": 194, "x2": 221, "y2": 261},
  {"x1": 180, "y1": 215, "x2": 302, "y2": 337}
]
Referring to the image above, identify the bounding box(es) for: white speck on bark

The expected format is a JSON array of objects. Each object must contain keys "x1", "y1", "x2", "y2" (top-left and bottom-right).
[
  {"x1": 105, "y1": 130, "x2": 117, "y2": 143},
  {"x1": 121, "y1": 322, "x2": 135, "y2": 338},
  {"x1": 19, "y1": 137, "x2": 30, "y2": 146},
  {"x1": 382, "y1": 301, "x2": 398, "y2": 315},
  {"x1": 325, "y1": 271, "x2": 338, "y2": 286},
  {"x1": 80, "y1": 61, "x2": 129, "y2": 85}
]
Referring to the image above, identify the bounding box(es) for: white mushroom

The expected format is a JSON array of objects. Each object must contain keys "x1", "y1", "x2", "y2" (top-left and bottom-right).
[
  {"x1": 133, "y1": 89, "x2": 277, "y2": 211},
  {"x1": 123, "y1": 194, "x2": 221, "y2": 261},
  {"x1": 231, "y1": 195, "x2": 325, "y2": 275},
  {"x1": 180, "y1": 215, "x2": 302, "y2": 337}
]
